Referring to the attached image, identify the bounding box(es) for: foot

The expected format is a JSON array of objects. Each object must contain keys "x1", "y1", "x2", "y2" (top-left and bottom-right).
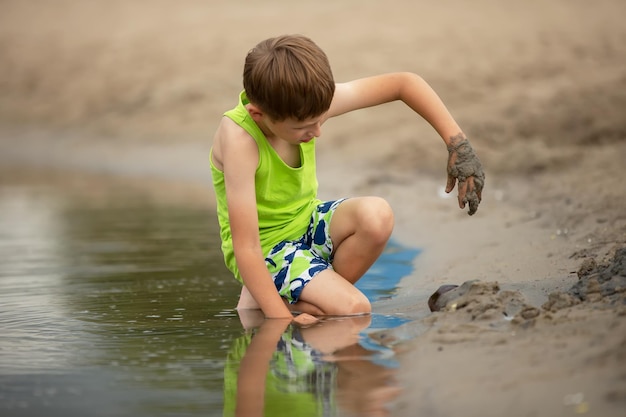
[{"x1": 236, "y1": 286, "x2": 261, "y2": 310}]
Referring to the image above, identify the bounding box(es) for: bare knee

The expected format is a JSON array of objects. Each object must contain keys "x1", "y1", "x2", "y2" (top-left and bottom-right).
[
  {"x1": 344, "y1": 292, "x2": 372, "y2": 315},
  {"x1": 298, "y1": 270, "x2": 372, "y2": 316},
  {"x1": 328, "y1": 291, "x2": 371, "y2": 316},
  {"x1": 359, "y1": 197, "x2": 394, "y2": 244}
]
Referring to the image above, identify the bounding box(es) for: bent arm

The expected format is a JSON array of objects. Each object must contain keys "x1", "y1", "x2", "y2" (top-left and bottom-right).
[
  {"x1": 327, "y1": 72, "x2": 463, "y2": 145},
  {"x1": 326, "y1": 72, "x2": 484, "y2": 215}
]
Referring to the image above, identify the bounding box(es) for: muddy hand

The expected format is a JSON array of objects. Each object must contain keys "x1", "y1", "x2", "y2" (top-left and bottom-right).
[{"x1": 445, "y1": 135, "x2": 485, "y2": 215}]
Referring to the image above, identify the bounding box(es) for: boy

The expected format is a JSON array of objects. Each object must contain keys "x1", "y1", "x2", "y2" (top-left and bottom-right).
[{"x1": 210, "y1": 35, "x2": 484, "y2": 326}]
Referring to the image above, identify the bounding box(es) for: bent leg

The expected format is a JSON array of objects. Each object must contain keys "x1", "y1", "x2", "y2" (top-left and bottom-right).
[
  {"x1": 238, "y1": 286, "x2": 312, "y2": 313},
  {"x1": 238, "y1": 285, "x2": 325, "y2": 316},
  {"x1": 298, "y1": 269, "x2": 371, "y2": 316},
  {"x1": 330, "y1": 197, "x2": 394, "y2": 284},
  {"x1": 286, "y1": 299, "x2": 325, "y2": 316}
]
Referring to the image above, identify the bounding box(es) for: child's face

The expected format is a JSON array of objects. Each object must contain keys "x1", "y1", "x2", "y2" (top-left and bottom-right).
[{"x1": 264, "y1": 115, "x2": 323, "y2": 144}]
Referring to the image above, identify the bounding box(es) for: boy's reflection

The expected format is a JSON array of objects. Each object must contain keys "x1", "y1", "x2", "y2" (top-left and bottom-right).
[{"x1": 224, "y1": 311, "x2": 401, "y2": 417}]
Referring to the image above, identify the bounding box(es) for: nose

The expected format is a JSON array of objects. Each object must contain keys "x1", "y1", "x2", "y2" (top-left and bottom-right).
[{"x1": 308, "y1": 123, "x2": 322, "y2": 138}]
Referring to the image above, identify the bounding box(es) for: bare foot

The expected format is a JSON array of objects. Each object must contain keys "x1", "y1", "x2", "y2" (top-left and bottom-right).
[{"x1": 236, "y1": 286, "x2": 261, "y2": 310}]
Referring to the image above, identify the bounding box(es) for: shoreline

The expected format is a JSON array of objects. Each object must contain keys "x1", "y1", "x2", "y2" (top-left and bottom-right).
[
  {"x1": 2, "y1": 130, "x2": 624, "y2": 416},
  {"x1": 1, "y1": 128, "x2": 622, "y2": 301}
]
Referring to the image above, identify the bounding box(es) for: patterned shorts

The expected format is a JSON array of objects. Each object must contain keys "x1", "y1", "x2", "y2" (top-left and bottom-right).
[{"x1": 265, "y1": 199, "x2": 346, "y2": 304}]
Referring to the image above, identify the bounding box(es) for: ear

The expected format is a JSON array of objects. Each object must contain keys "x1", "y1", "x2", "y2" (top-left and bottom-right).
[{"x1": 246, "y1": 104, "x2": 265, "y2": 123}]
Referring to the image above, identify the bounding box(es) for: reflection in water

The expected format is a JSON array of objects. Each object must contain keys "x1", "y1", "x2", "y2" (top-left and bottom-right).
[
  {"x1": 0, "y1": 176, "x2": 419, "y2": 416},
  {"x1": 224, "y1": 241, "x2": 420, "y2": 417},
  {"x1": 225, "y1": 312, "x2": 402, "y2": 417}
]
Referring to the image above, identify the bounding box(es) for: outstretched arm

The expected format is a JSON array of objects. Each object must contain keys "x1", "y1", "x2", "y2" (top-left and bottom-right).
[{"x1": 327, "y1": 72, "x2": 484, "y2": 215}]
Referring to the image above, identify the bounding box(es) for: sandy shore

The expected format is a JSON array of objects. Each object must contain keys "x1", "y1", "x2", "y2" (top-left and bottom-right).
[{"x1": 1, "y1": 0, "x2": 625, "y2": 415}]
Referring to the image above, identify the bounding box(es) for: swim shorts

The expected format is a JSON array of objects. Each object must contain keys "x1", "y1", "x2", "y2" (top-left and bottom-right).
[{"x1": 265, "y1": 199, "x2": 346, "y2": 304}]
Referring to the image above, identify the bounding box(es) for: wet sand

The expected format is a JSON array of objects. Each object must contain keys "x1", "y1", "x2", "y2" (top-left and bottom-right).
[{"x1": 1, "y1": 0, "x2": 625, "y2": 415}]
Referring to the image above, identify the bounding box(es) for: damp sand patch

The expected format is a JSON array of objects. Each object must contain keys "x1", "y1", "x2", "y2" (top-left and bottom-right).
[
  {"x1": 368, "y1": 246, "x2": 626, "y2": 355},
  {"x1": 387, "y1": 247, "x2": 626, "y2": 417}
]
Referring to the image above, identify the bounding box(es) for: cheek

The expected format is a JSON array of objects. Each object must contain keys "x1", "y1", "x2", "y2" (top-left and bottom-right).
[{"x1": 292, "y1": 130, "x2": 307, "y2": 139}]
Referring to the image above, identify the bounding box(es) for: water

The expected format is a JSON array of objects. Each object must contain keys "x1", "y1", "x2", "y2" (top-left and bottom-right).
[{"x1": 0, "y1": 175, "x2": 420, "y2": 416}]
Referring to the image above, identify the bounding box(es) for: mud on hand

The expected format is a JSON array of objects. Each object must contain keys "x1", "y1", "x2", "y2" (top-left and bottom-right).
[{"x1": 446, "y1": 136, "x2": 485, "y2": 216}]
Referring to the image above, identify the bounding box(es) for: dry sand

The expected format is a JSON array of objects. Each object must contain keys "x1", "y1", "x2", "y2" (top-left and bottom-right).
[{"x1": 1, "y1": 0, "x2": 625, "y2": 415}]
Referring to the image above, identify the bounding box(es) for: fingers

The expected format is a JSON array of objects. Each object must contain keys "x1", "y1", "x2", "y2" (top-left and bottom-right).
[
  {"x1": 445, "y1": 137, "x2": 485, "y2": 215},
  {"x1": 457, "y1": 178, "x2": 468, "y2": 209},
  {"x1": 458, "y1": 177, "x2": 483, "y2": 215},
  {"x1": 446, "y1": 151, "x2": 458, "y2": 193},
  {"x1": 465, "y1": 177, "x2": 481, "y2": 216},
  {"x1": 445, "y1": 174, "x2": 456, "y2": 193},
  {"x1": 475, "y1": 175, "x2": 484, "y2": 201},
  {"x1": 467, "y1": 191, "x2": 480, "y2": 215}
]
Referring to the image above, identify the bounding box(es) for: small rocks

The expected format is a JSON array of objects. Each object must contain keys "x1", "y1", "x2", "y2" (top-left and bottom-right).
[{"x1": 428, "y1": 280, "x2": 539, "y2": 324}]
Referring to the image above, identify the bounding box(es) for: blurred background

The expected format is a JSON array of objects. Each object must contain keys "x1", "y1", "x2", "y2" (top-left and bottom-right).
[{"x1": 1, "y1": 0, "x2": 625, "y2": 179}]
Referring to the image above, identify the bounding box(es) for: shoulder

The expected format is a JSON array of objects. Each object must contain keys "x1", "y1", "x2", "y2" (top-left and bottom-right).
[{"x1": 212, "y1": 116, "x2": 259, "y2": 171}]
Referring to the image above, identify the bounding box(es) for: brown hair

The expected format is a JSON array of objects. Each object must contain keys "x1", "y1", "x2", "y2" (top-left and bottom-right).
[{"x1": 243, "y1": 35, "x2": 335, "y2": 122}]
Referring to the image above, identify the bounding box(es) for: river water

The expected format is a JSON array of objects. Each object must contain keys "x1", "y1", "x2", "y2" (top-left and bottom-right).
[{"x1": 0, "y1": 173, "x2": 419, "y2": 417}]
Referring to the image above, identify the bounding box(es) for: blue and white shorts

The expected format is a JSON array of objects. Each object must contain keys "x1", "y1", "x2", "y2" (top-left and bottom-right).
[{"x1": 265, "y1": 199, "x2": 346, "y2": 304}]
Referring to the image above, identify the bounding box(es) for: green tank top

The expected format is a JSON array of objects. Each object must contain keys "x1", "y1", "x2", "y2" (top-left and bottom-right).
[{"x1": 210, "y1": 91, "x2": 321, "y2": 282}]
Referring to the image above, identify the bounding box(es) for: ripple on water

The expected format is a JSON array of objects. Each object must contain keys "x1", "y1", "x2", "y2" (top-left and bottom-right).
[{"x1": 0, "y1": 178, "x2": 421, "y2": 416}]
